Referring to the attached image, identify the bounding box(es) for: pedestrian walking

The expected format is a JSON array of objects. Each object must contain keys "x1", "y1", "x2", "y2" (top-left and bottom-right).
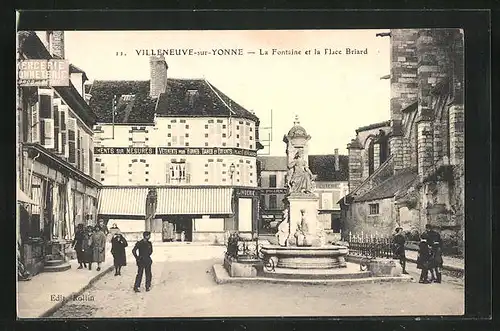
[
  {"x1": 132, "y1": 231, "x2": 153, "y2": 292},
  {"x1": 84, "y1": 225, "x2": 94, "y2": 270},
  {"x1": 92, "y1": 225, "x2": 107, "y2": 271},
  {"x1": 392, "y1": 227, "x2": 409, "y2": 274},
  {"x1": 417, "y1": 237, "x2": 431, "y2": 284},
  {"x1": 72, "y1": 224, "x2": 87, "y2": 269},
  {"x1": 111, "y1": 232, "x2": 128, "y2": 276}
]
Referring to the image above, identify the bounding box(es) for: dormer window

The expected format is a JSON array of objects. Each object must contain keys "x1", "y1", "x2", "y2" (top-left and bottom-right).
[{"x1": 186, "y1": 89, "x2": 199, "y2": 107}]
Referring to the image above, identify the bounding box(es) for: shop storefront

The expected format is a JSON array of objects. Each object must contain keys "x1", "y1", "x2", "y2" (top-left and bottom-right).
[
  {"x1": 98, "y1": 186, "x2": 260, "y2": 243},
  {"x1": 21, "y1": 144, "x2": 100, "y2": 275}
]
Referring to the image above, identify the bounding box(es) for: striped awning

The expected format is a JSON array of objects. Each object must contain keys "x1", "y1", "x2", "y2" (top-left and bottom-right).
[
  {"x1": 98, "y1": 187, "x2": 149, "y2": 216},
  {"x1": 156, "y1": 187, "x2": 233, "y2": 215}
]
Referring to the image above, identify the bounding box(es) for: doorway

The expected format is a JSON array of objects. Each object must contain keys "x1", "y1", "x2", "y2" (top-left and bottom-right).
[{"x1": 162, "y1": 215, "x2": 193, "y2": 242}]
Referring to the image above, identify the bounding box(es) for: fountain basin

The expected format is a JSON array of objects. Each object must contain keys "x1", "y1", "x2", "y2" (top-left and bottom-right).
[{"x1": 261, "y1": 244, "x2": 348, "y2": 269}]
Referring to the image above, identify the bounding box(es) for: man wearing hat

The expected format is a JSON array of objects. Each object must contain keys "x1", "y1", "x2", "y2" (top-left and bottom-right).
[
  {"x1": 392, "y1": 227, "x2": 409, "y2": 274},
  {"x1": 132, "y1": 231, "x2": 153, "y2": 292}
]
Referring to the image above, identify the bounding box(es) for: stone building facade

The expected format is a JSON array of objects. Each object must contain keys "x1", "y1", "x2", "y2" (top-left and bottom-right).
[
  {"x1": 340, "y1": 29, "x2": 464, "y2": 255},
  {"x1": 89, "y1": 55, "x2": 264, "y2": 243},
  {"x1": 17, "y1": 31, "x2": 100, "y2": 275}
]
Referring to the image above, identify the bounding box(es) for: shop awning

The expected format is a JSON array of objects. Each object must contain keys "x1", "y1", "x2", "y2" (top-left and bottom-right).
[
  {"x1": 98, "y1": 187, "x2": 149, "y2": 216},
  {"x1": 17, "y1": 188, "x2": 38, "y2": 205},
  {"x1": 156, "y1": 187, "x2": 233, "y2": 215}
]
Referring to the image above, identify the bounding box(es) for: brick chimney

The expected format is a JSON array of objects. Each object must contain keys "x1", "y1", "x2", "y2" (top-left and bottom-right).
[
  {"x1": 150, "y1": 55, "x2": 168, "y2": 98},
  {"x1": 46, "y1": 31, "x2": 65, "y2": 58},
  {"x1": 334, "y1": 148, "x2": 339, "y2": 171}
]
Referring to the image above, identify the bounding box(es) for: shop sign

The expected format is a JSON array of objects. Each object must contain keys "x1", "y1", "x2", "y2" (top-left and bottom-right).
[
  {"x1": 235, "y1": 189, "x2": 257, "y2": 197},
  {"x1": 260, "y1": 188, "x2": 287, "y2": 194},
  {"x1": 94, "y1": 146, "x2": 257, "y2": 157},
  {"x1": 18, "y1": 59, "x2": 69, "y2": 87},
  {"x1": 94, "y1": 147, "x2": 156, "y2": 154}
]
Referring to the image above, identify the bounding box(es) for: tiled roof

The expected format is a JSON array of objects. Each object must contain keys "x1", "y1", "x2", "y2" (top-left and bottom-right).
[
  {"x1": 18, "y1": 31, "x2": 97, "y2": 127},
  {"x1": 257, "y1": 154, "x2": 349, "y2": 182},
  {"x1": 356, "y1": 120, "x2": 391, "y2": 133},
  {"x1": 88, "y1": 78, "x2": 259, "y2": 124},
  {"x1": 155, "y1": 79, "x2": 259, "y2": 122},
  {"x1": 88, "y1": 80, "x2": 157, "y2": 123},
  {"x1": 258, "y1": 156, "x2": 288, "y2": 171},
  {"x1": 354, "y1": 167, "x2": 418, "y2": 202},
  {"x1": 309, "y1": 154, "x2": 349, "y2": 182}
]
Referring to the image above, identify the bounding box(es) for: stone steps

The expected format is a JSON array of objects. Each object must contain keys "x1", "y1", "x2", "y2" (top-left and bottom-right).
[
  {"x1": 260, "y1": 267, "x2": 371, "y2": 280},
  {"x1": 43, "y1": 262, "x2": 71, "y2": 272}
]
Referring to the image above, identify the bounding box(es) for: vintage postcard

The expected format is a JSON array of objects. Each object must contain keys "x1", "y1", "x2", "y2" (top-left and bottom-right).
[{"x1": 16, "y1": 28, "x2": 465, "y2": 318}]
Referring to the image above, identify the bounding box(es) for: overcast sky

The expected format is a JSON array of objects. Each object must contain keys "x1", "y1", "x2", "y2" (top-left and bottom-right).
[{"x1": 37, "y1": 30, "x2": 391, "y2": 156}]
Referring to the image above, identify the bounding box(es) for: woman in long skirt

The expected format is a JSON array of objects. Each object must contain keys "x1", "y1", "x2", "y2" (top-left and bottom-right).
[
  {"x1": 92, "y1": 225, "x2": 107, "y2": 271},
  {"x1": 72, "y1": 224, "x2": 87, "y2": 269},
  {"x1": 111, "y1": 232, "x2": 128, "y2": 276},
  {"x1": 84, "y1": 225, "x2": 94, "y2": 270}
]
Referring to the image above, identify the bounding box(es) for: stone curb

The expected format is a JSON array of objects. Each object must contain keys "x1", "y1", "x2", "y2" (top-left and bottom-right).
[
  {"x1": 346, "y1": 255, "x2": 464, "y2": 275},
  {"x1": 212, "y1": 264, "x2": 413, "y2": 285},
  {"x1": 405, "y1": 257, "x2": 464, "y2": 274},
  {"x1": 37, "y1": 264, "x2": 115, "y2": 318}
]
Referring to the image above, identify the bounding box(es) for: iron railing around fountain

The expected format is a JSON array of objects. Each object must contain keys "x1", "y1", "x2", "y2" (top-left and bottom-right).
[
  {"x1": 347, "y1": 233, "x2": 394, "y2": 259},
  {"x1": 225, "y1": 232, "x2": 263, "y2": 261}
]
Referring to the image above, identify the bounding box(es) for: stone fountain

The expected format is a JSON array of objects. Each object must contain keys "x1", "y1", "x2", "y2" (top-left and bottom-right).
[{"x1": 260, "y1": 116, "x2": 349, "y2": 272}]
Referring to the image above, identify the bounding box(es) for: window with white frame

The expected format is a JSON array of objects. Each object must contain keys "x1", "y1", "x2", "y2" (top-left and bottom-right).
[{"x1": 167, "y1": 159, "x2": 189, "y2": 183}]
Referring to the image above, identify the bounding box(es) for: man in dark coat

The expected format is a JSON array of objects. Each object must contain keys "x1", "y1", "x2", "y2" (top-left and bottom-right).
[
  {"x1": 421, "y1": 224, "x2": 443, "y2": 282},
  {"x1": 72, "y1": 224, "x2": 87, "y2": 269},
  {"x1": 132, "y1": 231, "x2": 153, "y2": 292},
  {"x1": 111, "y1": 232, "x2": 128, "y2": 276},
  {"x1": 417, "y1": 237, "x2": 431, "y2": 284},
  {"x1": 392, "y1": 227, "x2": 409, "y2": 274}
]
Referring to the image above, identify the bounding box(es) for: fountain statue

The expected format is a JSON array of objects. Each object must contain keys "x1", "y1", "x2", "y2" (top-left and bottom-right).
[{"x1": 261, "y1": 116, "x2": 348, "y2": 270}]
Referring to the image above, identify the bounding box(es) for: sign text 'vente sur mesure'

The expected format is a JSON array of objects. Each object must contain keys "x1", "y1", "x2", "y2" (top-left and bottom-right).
[
  {"x1": 94, "y1": 147, "x2": 258, "y2": 157},
  {"x1": 18, "y1": 59, "x2": 70, "y2": 87}
]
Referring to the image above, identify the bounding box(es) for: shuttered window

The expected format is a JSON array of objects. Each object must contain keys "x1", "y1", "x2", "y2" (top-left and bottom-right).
[
  {"x1": 67, "y1": 118, "x2": 77, "y2": 164},
  {"x1": 31, "y1": 103, "x2": 40, "y2": 143},
  {"x1": 60, "y1": 105, "x2": 68, "y2": 157},
  {"x1": 39, "y1": 89, "x2": 54, "y2": 149},
  {"x1": 77, "y1": 129, "x2": 81, "y2": 169},
  {"x1": 53, "y1": 100, "x2": 60, "y2": 153}
]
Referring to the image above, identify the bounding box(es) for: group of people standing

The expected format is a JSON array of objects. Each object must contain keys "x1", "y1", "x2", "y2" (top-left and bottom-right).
[
  {"x1": 72, "y1": 222, "x2": 154, "y2": 292},
  {"x1": 392, "y1": 224, "x2": 443, "y2": 284},
  {"x1": 72, "y1": 223, "x2": 107, "y2": 271},
  {"x1": 417, "y1": 224, "x2": 444, "y2": 284}
]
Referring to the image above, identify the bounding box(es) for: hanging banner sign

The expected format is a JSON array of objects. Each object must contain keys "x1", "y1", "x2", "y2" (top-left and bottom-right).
[
  {"x1": 18, "y1": 59, "x2": 70, "y2": 87},
  {"x1": 94, "y1": 146, "x2": 257, "y2": 157}
]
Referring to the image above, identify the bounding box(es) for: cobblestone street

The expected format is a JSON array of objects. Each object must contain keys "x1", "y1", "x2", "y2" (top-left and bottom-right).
[{"x1": 49, "y1": 244, "x2": 464, "y2": 318}]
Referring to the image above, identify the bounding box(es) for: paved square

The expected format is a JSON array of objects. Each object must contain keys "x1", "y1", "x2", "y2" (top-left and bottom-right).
[{"x1": 50, "y1": 244, "x2": 464, "y2": 318}]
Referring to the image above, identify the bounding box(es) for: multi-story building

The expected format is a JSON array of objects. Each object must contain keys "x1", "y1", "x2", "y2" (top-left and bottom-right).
[
  {"x1": 89, "y1": 55, "x2": 264, "y2": 242},
  {"x1": 340, "y1": 29, "x2": 464, "y2": 255},
  {"x1": 257, "y1": 148, "x2": 349, "y2": 233},
  {"x1": 17, "y1": 31, "x2": 100, "y2": 275}
]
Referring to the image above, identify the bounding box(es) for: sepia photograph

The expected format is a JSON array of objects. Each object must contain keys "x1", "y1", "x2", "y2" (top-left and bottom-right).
[{"x1": 16, "y1": 27, "x2": 465, "y2": 318}]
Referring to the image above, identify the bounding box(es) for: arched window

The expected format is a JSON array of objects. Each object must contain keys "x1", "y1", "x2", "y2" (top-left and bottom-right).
[
  {"x1": 368, "y1": 140, "x2": 375, "y2": 175},
  {"x1": 379, "y1": 130, "x2": 389, "y2": 164}
]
